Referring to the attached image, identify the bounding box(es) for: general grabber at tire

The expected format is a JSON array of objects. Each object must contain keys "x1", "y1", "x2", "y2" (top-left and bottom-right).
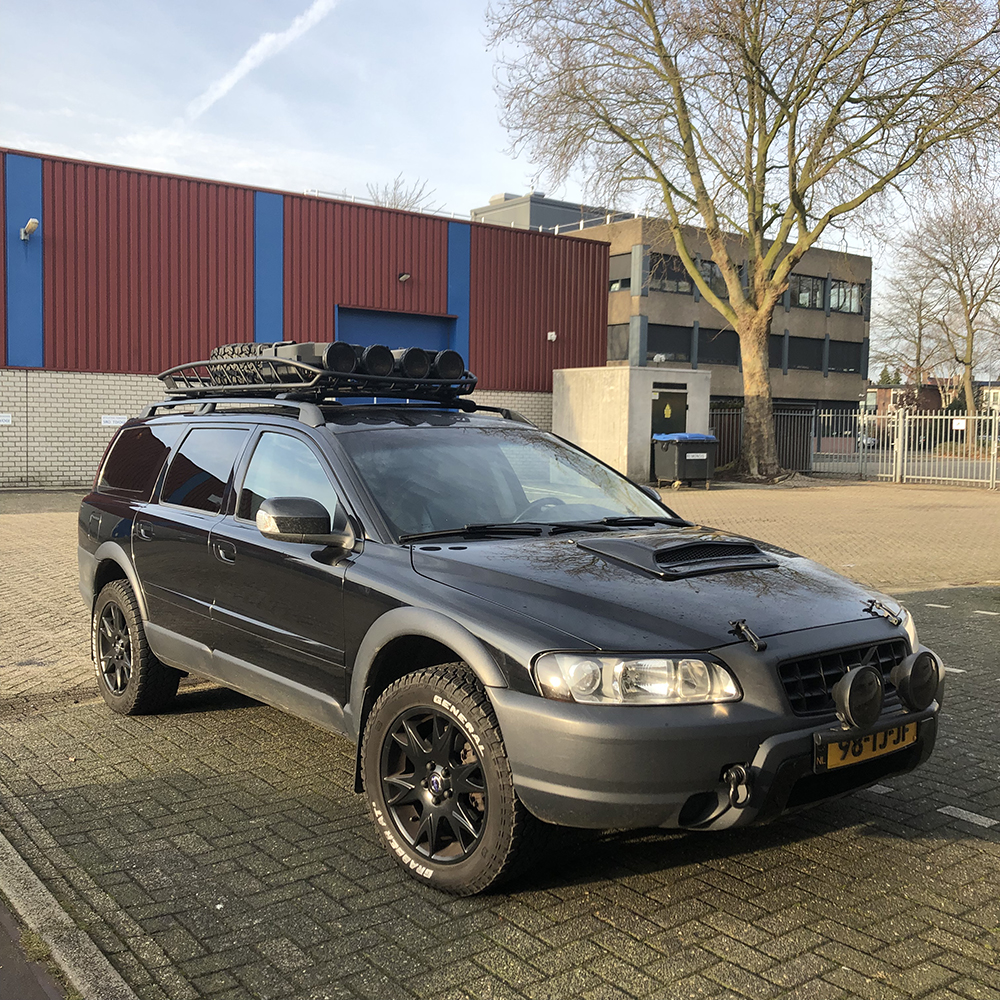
[
  {"x1": 92, "y1": 580, "x2": 181, "y2": 715},
  {"x1": 361, "y1": 663, "x2": 537, "y2": 895}
]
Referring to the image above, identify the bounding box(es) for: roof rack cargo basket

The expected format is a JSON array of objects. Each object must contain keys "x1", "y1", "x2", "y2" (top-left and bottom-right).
[{"x1": 157, "y1": 341, "x2": 477, "y2": 403}]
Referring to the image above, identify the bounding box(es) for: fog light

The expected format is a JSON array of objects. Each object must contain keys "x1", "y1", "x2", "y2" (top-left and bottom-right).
[
  {"x1": 432, "y1": 350, "x2": 466, "y2": 380},
  {"x1": 890, "y1": 652, "x2": 939, "y2": 712},
  {"x1": 832, "y1": 665, "x2": 884, "y2": 729}
]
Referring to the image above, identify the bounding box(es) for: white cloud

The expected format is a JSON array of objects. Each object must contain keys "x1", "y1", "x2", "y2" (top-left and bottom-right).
[{"x1": 186, "y1": 0, "x2": 340, "y2": 121}]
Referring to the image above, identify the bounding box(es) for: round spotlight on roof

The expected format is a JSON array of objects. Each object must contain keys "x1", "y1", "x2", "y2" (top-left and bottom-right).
[
  {"x1": 356, "y1": 344, "x2": 394, "y2": 377},
  {"x1": 432, "y1": 350, "x2": 466, "y2": 381},
  {"x1": 322, "y1": 341, "x2": 357, "y2": 374},
  {"x1": 890, "y1": 652, "x2": 940, "y2": 712},
  {"x1": 392, "y1": 347, "x2": 430, "y2": 379},
  {"x1": 832, "y1": 665, "x2": 884, "y2": 729}
]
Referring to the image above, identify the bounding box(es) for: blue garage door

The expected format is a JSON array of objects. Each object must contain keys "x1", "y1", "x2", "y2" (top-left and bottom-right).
[{"x1": 338, "y1": 308, "x2": 455, "y2": 353}]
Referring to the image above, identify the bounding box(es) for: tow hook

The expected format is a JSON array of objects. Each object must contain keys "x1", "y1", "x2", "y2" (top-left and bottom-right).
[{"x1": 723, "y1": 763, "x2": 752, "y2": 808}]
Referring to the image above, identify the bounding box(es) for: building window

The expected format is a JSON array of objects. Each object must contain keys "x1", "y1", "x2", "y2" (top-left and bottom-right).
[
  {"x1": 830, "y1": 279, "x2": 863, "y2": 314},
  {"x1": 648, "y1": 253, "x2": 694, "y2": 294},
  {"x1": 609, "y1": 277, "x2": 632, "y2": 292},
  {"x1": 786, "y1": 336, "x2": 824, "y2": 370},
  {"x1": 828, "y1": 340, "x2": 863, "y2": 373},
  {"x1": 697, "y1": 259, "x2": 729, "y2": 299},
  {"x1": 698, "y1": 327, "x2": 739, "y2": 366},
  {"x1": 647, "y1": 325, "x2": 691, "y2": 362},
  {"x1": 788, "y1": 273, "x2": 825, "y2": 310}
]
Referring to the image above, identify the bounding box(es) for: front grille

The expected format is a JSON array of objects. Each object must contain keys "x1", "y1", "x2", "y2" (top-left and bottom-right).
[
  {"x1": 778, "y1": 639, "x2": 908, "y2": 716},
  {"x1": 656, "y1": 542, "x2": 761, "y2": 566}
]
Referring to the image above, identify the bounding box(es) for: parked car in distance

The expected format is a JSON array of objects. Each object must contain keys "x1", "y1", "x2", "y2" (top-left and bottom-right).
[{"x1": 79, "y1": 341, "x2": 944, "y2": 894}]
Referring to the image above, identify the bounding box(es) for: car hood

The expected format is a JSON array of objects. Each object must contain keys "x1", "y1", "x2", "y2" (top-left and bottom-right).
[{"x1": 410, "y1": 526, "x2": 880, "y2": 651}]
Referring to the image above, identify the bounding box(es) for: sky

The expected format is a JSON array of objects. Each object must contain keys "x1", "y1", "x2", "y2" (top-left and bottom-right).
[{"x1": 0, "y1": 0, "x2": 549, "y2": 216}]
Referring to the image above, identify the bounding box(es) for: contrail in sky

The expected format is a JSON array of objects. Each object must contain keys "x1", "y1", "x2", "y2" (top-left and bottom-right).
[{"x1": 186, "y1": 0, "x2": 339, "y2": 121}]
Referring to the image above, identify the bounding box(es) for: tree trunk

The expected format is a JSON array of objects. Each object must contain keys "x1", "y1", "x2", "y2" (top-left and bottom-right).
[
  {"x1": 736, "y1": 314, "x2": 782, "y2": 478},
  {"x1": 962, "y1": 353, "x2": 978, "y2": 417}
]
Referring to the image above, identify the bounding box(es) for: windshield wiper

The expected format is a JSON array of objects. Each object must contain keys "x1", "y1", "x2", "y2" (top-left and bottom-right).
[
  {"x1": 399, "y1": 523, "x2": 545, "y2": 543},
  {"x1": 600, "y1": 515, "x2": 691, "y2": 528}
]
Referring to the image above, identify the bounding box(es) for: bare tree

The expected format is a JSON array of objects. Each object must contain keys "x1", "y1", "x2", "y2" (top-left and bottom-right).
[
  {"x1": 899, "y1": 195, "x2": 1000, "y2": 416},
  {"x1": 488, "y1": 0, "x2": 1000, "y2": 476},
  {"x1": 366, "y1": 173, "x2": 445, "y2": 213},
  {"x1": 869, "y1": 268, "x2": 950, "y2": 387}
]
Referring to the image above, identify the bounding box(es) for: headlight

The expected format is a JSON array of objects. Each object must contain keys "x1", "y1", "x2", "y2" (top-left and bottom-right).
[
  {"x1": 533, "y1": 653, "x2": 741, "y2": 705},
  {"x1": 899, "y1": 606, "x2": 919, "y2": 651}
]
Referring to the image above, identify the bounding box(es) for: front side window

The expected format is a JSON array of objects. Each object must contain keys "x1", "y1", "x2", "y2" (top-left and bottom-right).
[
  {"x1": 161, "y1": 428, "x2": 248, "y2": 513},
  {"x1": 338, "y1": 424, "x2": 665, "y2": 539},
  {"x1": 237, "y1": 432, "x2": 340, "y2": 522}
]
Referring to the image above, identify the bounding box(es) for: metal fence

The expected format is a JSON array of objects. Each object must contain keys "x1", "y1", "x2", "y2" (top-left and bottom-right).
[{"x1": 709, "y1": 408, "x2": 1000, "y2": 488}]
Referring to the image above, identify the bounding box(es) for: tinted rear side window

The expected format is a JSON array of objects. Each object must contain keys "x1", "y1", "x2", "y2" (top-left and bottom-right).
[
  {"x1": 161, "y1": 428, "x2": 248, "y2": 513},
  {"x1": 98, "y1": 424, "x2": 183, "y2": 500}
]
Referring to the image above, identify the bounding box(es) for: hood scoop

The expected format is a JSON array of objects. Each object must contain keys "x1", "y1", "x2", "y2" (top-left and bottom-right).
[{"x1": 576, "y1": 536, "x2": 778, "y2": 579}]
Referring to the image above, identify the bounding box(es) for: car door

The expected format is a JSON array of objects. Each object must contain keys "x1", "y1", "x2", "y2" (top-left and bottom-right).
[
  {"x1": 132, "y1": 424, "x2": 251, "y2": 649},
  {"x1": 208, "y1": 429, "x2": 350, "y2": 702}
]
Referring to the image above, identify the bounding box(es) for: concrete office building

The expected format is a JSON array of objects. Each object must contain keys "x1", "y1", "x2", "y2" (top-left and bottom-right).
[{"x1": 472, "y1": 195, "x2": 872, "y2": 414}]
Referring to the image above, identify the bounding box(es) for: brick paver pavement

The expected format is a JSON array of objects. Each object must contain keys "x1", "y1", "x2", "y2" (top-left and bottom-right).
[
  {"x1": 664, "y1": 480, "x2": 1000, "y2": 593},
  {"x1": 1, "y1": 484, "x2": 999, "y2": 1000}
]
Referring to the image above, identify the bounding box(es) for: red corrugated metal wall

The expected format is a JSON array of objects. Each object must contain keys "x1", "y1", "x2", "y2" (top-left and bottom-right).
[
  {"x1": 284, "y1": 196, "x2": 449, "y2": 340},
  {"x1": 43, "y1": 159, "x2": 254, "y2": 373},
  {"x1": 470, "y1": 225, "x2": 608, "y2": 392}
]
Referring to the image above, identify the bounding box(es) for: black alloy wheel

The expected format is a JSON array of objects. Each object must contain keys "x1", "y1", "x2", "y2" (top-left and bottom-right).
[
  {"x1": 92, "y1": 580, "x2": 181, "y2": 715},
  {"x1": 380, "y1": 705, "x2": 488, "y2": 863},
  {"x1": 361, "y1": 663, "x2": 539, "y2": 895},
  {"x1": 97, "y1": 600, "x2": 133, "y2": 695}
]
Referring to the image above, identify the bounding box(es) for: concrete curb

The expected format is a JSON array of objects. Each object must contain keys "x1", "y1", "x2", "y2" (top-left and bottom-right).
[{"x1": 0, "y1": 829, "x2": 138, "y2": 1000}]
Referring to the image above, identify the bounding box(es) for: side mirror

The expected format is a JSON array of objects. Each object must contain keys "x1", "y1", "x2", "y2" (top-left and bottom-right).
[
  {"x1": 256, "y1": 497, "x2": 356, "y2": 549},
  {"x1": 639, "y1": 485, "x2": 662, "y2": 501}
]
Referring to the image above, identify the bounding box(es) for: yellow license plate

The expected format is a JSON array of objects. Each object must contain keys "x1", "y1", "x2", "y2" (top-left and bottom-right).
[{"x1": 815, "y1": 722, "x2": 918, "y2": 772}]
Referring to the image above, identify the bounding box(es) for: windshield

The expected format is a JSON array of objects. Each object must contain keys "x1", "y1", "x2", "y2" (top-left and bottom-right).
[{"x1": 337, "y1": 423, "x2": 667, "y2": 539}]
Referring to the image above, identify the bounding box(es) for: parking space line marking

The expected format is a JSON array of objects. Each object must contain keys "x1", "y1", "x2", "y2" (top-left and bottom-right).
[
  {"x1": 944, "y1": 667, "x2": 967, "y2": 673},
  {"x1": 973, "y1": 610, "x2": 1000, "y2": 616},
  {"x1": 925, "y1": 603, "x2": 951, "y2": 608},
  {"x1": 938, "y1": 806, "x2": 998, "y2": 828}
]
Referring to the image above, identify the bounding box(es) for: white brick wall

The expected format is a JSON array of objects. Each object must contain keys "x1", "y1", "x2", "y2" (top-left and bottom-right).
[
  {"x1": 473, "y1": 391, "x2": 553, "y2": 431},
  {"x1": 0, "y1": 372, "x2": 555, "y2": 488},
  {"x1": 0, "y1": 370, "x2": 162, "y2": 488}
]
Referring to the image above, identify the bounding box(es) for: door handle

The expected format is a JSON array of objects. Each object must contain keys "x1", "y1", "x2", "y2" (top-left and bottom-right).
[
  {"x1": 212, "y1": 540, "x2": 237, "y2": 565},
  {"x1": 136, "y1": 521, "x2": 153, "y2": 541}
]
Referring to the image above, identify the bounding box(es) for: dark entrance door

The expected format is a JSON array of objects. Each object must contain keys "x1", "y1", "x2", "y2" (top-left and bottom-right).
[{"x1": 650, "y1": 387, "x2": 687, "y2": 479}]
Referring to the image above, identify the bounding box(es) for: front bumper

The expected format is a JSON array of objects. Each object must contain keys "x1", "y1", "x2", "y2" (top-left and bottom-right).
[{"x1": 489, "y1": 687, "x2": 938, "y2": 830}]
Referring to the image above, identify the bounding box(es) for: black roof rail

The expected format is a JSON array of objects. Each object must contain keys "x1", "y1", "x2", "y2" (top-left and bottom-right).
[{"x1": 141, "y1": 397, "x2": 326, "y2": 427}]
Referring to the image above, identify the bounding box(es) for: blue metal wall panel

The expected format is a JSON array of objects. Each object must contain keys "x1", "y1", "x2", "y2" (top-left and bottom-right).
[
  {"x1": 447, "y1": 221, "x2": 470, "y2": 361},
  {"x1": 254, "y1": 191, "x2": 284, "y2": 343},
  {"x1": 337, "y1": 308, "x2": 451, "y2": 352},
  {"x1": 4, "y1": 153, "x2": 44, "y2": 366}
]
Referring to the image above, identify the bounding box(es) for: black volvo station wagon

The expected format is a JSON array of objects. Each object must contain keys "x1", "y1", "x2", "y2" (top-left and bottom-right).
[{"x1": 79, "y1": 341, "x2": 944, "y2": 894}]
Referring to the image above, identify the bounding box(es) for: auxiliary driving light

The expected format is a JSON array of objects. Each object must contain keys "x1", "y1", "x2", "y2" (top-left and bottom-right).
[
  {"x1": 890, "y1": 651, "x2": 940, "y2": 712},
  {"x1": 322, "y1": 341, "x2": 358, "y2": 374},
  {"x1": 432, "y1": 349, "x2": 466, "y2": 380},
  {"x1": 832, "y1": 664, "x2": 884, "y2": 729},
  {"x1": 392, "y1": 347, "x2": 431, "y2": 379},
  {"x1": 355, "y1": 343, "x2": 394, "y2": 377}
]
